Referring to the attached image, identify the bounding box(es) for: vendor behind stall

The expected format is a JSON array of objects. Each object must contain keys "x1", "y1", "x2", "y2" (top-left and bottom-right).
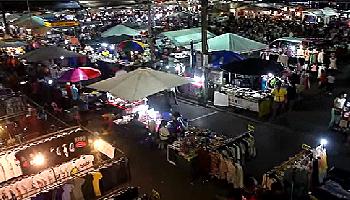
[{"x1": 271, "y1": 82, "x2": 287, "y2": 119}]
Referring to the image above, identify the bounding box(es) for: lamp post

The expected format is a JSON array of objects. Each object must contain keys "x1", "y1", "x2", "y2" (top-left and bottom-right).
[
  {"x1": 147, "y1": 1, "x2": 156, "y2": 68},
  {"x1": 0, "y1": 3, "x2": 9, "y2": 35},
  {"x1": 201, "y1": 0, "x2": 209, "y2": 105}
]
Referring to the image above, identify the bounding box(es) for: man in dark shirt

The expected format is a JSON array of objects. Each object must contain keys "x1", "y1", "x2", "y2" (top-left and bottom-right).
[{"x1": 287, "y1": 84, "x2": 297, "y2": 111}]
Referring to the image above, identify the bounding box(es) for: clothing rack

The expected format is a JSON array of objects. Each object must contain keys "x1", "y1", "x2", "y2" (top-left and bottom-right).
[
  {"x1": 0, "y1": 156, "x2": 129, "y2": 200},
  {"x1": 265, "y1": 149, "x2": 312, "y2": 176},
  {"x1": 215, "y1": 131, "x2": 253, "y2": 151},
  {"x1": 0, "y1": 111, "x2": 27, "y2": 121},
  {"x1": 0, "y1": 126, "x2": 81, "y2": 156}
]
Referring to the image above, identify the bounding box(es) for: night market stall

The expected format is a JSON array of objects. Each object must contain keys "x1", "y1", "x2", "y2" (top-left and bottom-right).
[
  {"x1": 101, "y1": 24, "x2": 141, "y2": 38},
  {"x1": 89, "y1": 67, "x2": 192, "y2": 127},
  {"x1": 20, "y1": 46, "x2": 82, "y2": 63},
  {"x1": 167, "y1": 126, "x2": 256, "y2": 189},
  {"x1": 160, "y1": 27, "x2": 216, "y2": 47},
  {"x1": 0, "y1": 126, "x2": 131, "y2": 200},
  {"x1": 193, "y1": 33, "x2": 267, "y2": 54},
  {"x1": 218, "y1": 58, "x2": 284, "y2": 117}
]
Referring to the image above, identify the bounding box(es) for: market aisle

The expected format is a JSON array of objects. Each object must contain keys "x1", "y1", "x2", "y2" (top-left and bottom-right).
[
  {"x1": 109, "y1": 123, "x2": 230, "y2": 200},
  {"x1": 173, "y1": 101, "x2": 350, "y2": 178}
]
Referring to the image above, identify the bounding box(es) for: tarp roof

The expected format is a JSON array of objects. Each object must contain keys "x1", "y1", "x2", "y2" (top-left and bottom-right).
[
  {"x1": 101, "y1": 24, "x2": 140, "y2": 37},
  {"x1": 161, "y1": 27, "x2": 215, "y2": 47},
  {"x1": 193, "y1": 33, "x2": 267, "y2": 53}
]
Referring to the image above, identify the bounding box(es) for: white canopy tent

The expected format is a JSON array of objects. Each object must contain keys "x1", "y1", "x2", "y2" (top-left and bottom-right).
[
  {"x1": 161, "y1": 27, "x2": 216, "y2": 47},
  {"x1": 101, "y1": 25, "x2": 141, "y2": 37},
  {"x1": 193, "y1": 33, "x2": 267, "y2": 53},
  {"x1": 89, "y1": 68, "x2": 191, "y2": 102}
]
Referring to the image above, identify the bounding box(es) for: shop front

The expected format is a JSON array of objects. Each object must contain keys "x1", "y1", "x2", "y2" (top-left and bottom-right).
[{"x1": 0, "y1": 126, "x2": 131, "y2": 200}]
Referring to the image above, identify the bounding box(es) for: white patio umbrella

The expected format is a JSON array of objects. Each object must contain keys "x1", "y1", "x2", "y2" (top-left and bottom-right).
[
  {"x1": 20, "y1": 46, "x2": 82, "y2": 62},
  {"x1": 89, "y1": 68, "x2": 192, "y2": 102}
]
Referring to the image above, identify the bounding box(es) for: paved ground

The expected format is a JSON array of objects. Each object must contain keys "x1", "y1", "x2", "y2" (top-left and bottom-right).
[{"x1": 84, "y1": 62, "x2": 350, "y2": 199}]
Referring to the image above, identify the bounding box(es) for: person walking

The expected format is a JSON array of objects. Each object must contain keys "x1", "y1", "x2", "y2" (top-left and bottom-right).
[
  {"x1": 271, "y1": 82, "x2": 288, "y2": 119},
  {"x1": 329, "y1": 92, "x2": 346, "y2": 129},
  {"x1": 326, "y1": 73, "x2": 335, "y2": 95},
  {"x1": 287, "y1": 83, "x2": 297, "y2": 111},
  {"x1": 158, "y1": 120, "x2": 170, "y2": 150}
]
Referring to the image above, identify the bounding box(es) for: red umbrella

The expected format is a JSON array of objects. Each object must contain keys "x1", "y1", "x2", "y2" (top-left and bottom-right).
[{"x1": 58, "y1": 67, "x2": 101, "y2": 83}]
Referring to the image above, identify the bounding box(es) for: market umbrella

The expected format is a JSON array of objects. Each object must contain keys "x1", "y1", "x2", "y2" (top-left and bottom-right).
[
  {"x1": 0, "y1": 41, "x2": 27, "y2": 48},
  {"x1": 20, "y1": 46, "x2": 82, "y2": 62},
  {"x1": 14, "y1": 16, "x2": 45, "y2": 29},
  {"x1": 221, "y1": 58, "x2": 284, "y2": 75},
  {"x1": 210, "y1": 51, "x2": 245, "y2": 68},
  {"x1": 58, "y1": 67, "x2": 101, "y2": 83},
  {"x1": 88, "y1": 68, "x2": 191, "y2": 102},
  {"x1": 98, "y1": 34, "x2": 131, "y2": 45},
  {"x1": 117, "y1": 40, "x2": 144, "y2": 52}
]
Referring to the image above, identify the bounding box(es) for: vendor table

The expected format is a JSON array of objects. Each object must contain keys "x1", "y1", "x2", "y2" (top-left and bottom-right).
[
  {"x1": 215, "y1": 87, "x2": 272, "y2": 117},
  {"x1": 167, "y1": 144, "x2": 197, "y2": 178},
  {"x1": 229, "y1": 95, "x2": 271, "y2": 117}
]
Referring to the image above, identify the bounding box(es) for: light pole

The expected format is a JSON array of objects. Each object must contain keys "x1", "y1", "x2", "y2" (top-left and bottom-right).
[
  {"x1": 147, "y1": 1, "x2": 156, "y2": 68},
  {"x1": 201, "y1": 0, "x2": 209, "y2": 105},
  {"x1": 1, "y1": 3, "x2": 9, "y2": 35}
]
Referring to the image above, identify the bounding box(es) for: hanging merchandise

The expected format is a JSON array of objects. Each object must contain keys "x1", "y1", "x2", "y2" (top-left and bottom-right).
[
  {"x1": 15, "y1": 128, "x2": 92, "y2": 175},
  {"x1": 167, "y1": 126, "x2": 256, "y2": 188},
  {"x1": 261, "y1": 144, "x2": 328, "y2": 200},
  {"x1": 0, "y1": 94, "x2": 27, "y2": 116}
]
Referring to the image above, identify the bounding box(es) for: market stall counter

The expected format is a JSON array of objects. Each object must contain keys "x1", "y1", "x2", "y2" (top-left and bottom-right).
[{"x1": 218, "y1": 85, "x2": 272, "y2": 117}]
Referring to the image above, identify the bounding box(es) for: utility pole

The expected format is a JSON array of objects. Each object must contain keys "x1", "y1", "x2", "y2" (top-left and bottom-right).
[
  {"x1": 147, "y1": 2, "x2": 156, "y2": 68},
  {"x1": 201, "y1": 0, "x2": 209, "y2": 104},
  {"x1": 26, "y1": 0, "x2": 33, "y2": 29},
  {"x1": 1, "y1": 3, "x2": 10, "y2": 35}
]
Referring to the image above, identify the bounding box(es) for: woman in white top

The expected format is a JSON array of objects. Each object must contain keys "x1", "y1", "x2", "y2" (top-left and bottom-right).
[
  {"x1": 318, "y1": 49, "x2": 324, "y2": 64},
  {"x1": 329, "y1": 57, "x2": 337, "y2": 69},
  {"x1": 158, "y1": 120, "x2": 170, "y2": 150},
  {"x1": 329, "y1": 92, "x2": 346, "y2": 129}
]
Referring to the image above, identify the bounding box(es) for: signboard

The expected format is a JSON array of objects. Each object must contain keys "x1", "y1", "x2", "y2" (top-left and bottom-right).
[
  {"x1": 45, "y1": 21, "x2": 79, "y2": 27},
  {"x1": 16, "y1": 129, "x2": 91, "y2": 174},
  {"x1": 94, "y1": 139, "x2": 115, "y2": 159}
]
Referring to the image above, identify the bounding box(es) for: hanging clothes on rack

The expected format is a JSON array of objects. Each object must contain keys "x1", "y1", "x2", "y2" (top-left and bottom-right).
[{"x1": 207, "y1": 132, "x2": 255, "y2": 188}]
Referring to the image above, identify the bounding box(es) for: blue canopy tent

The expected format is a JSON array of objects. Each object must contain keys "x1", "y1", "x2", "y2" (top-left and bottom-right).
[{"x1": 210, "y1": 51, "x2": 245, "y2": 68}]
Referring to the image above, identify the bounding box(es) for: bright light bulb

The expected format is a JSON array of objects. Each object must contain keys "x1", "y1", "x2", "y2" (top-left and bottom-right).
[
  {"x1": 32, "y1": 153, "x2": 45, "y2": 166},
  {"x1": 320, "y1": 138, "x2": 328, "y2": 146},
  {"x1": 93, "y1": 139, "x2": 104, "y2": 149}
]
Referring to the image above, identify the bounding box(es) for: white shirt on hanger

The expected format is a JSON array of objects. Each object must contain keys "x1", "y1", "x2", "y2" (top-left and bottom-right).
[
  {"x1": 7, "y1": 152, "x2": 23, "y2": 178},
  {"x1": 0, "y1": 161, "x2": 6, "y2": 183},
  {"x1": 0, "y1": 155, "x2": 14, "y2": 181}
]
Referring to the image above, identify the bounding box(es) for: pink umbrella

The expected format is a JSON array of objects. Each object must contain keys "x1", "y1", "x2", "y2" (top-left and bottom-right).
[{"x1": 58, "y1": 67, "x2": 101, "y2": 83}]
